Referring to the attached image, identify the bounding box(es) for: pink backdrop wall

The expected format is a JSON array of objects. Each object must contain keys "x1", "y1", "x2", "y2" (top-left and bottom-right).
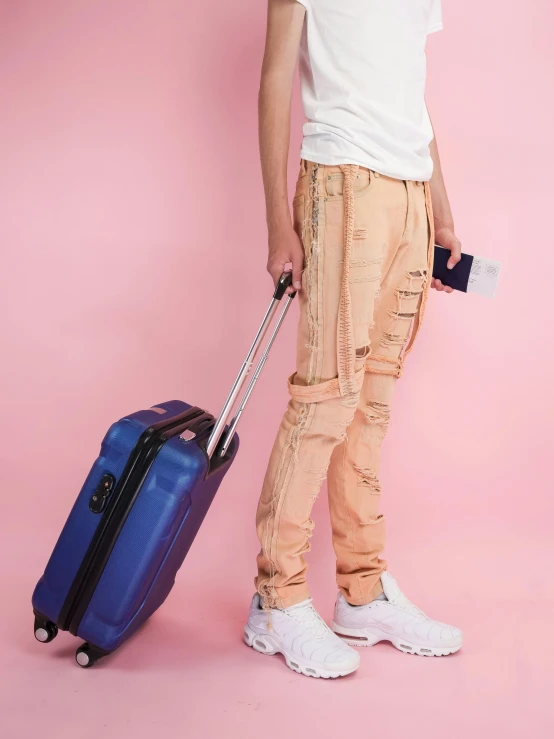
[{"x1": 1, "y1": 2, "x2": 553, "y2": 737}]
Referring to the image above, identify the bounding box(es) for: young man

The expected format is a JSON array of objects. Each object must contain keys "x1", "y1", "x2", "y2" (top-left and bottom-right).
[{"x1": 244, "y1": 0, "x2": 463, "y2": 678}]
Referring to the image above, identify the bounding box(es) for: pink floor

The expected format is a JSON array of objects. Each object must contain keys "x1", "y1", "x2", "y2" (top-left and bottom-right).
[{"x1": 2, "y1": 507, "x2": 553, "y2": 739}]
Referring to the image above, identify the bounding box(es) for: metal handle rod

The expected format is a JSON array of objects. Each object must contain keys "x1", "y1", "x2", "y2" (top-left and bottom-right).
[
  {"x1": 205, "y1": 298, "x2": 281, "y2": 459},
  {"x1": 218, "y1": 295, "x2": 295, "y2": 456}
]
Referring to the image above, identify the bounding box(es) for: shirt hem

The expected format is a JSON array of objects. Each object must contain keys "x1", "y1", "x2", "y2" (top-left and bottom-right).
[
  {"x1": 299, "y1": 149, "x2": 433, "y2": 183},
  {"x1": 427, "y1": 22, "x2": 443, "y2": 35}
]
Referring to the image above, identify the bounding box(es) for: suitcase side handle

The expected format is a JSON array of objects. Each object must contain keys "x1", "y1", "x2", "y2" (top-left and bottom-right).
[{"x1": 205, "y1": 272, "x2": 296, "y2": 459}]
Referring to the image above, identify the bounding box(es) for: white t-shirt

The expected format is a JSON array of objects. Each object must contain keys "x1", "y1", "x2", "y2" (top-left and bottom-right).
[{"x1": 295, "y1": 0, "x2": 443, "y2": 181}]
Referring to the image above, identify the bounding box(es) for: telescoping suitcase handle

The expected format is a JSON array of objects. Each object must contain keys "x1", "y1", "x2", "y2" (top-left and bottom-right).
[{"x1": 206, "y1": 272, "x2": 297, "y2": 459}]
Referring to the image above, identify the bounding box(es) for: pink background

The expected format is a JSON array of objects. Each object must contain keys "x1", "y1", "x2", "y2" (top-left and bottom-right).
[{"x1": 1, "y1": 1, "x2": 553, "y2": 736}]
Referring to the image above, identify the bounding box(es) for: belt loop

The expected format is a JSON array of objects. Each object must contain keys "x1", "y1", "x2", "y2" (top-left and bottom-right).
[{"x1": 301, "y1": 159, "x2": 307, "y2": 176}]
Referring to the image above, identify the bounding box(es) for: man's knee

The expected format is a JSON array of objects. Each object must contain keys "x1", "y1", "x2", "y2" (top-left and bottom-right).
[
  {"x1": 288, "y1": 363, "x2": 365, "y2": 404},
  {"x1": 288, "y1": 372, "x2": 362, "y2": 441}
]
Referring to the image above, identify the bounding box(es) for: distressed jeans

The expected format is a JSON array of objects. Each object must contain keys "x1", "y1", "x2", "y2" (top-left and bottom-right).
[{"x1": 256, "y1": 160, "x2": 434, "y2": 608}]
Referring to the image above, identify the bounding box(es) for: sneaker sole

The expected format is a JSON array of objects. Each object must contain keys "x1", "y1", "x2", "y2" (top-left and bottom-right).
[
  {"x1": 331, "y1": 622, "x2": 462, "y2": 657},
  {"x1": 244, "y1": 624, "x2": 359, "y2": 678}
]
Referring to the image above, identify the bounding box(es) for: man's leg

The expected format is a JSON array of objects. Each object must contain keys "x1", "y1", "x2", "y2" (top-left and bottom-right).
[
  {"x1": 327, "y1": 178, "x2": 433, "y2": 605},
  {"x1": 255, "y1": 161, "x2": 381, "y2": 609},
  {"x1": 328, "y1": 181, "x2": 462, "y2": 657}
]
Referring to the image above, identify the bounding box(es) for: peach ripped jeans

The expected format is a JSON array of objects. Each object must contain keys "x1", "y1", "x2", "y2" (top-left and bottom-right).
[{"x1": 255, "y1": 160, "x2": 434, "y2": 608}]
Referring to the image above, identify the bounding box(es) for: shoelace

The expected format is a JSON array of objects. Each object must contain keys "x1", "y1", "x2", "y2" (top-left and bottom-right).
[
  {"x1": 387, "y1": 581, "x2": 427, "y2": 619},
  {"x1": 287, "y1": 601, "x2": 330, "y2": 640}
]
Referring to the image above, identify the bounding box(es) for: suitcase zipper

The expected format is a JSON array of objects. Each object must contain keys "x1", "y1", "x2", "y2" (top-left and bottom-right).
[{"x1": 58, "y1": 407, "x2": 210, "y2": 633}]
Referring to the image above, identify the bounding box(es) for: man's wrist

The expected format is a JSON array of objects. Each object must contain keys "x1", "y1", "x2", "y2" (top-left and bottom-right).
[
  {"x1": 434, "y1": 220, "x2": 455, "y2": 235},
  {"x1": 267, "y1": 213, "x2": 294, "y2": 236}
]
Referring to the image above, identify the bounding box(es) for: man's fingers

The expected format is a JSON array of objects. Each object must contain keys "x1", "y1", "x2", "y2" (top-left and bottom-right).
[
  {"x1": 447, "y1": 241, "x2": 462, "y2": 270},
  {"x1": 267, "y1": 260, "x2": 302, "y2": 295},
  {"x1": 269, "y1": 267, "x2": 281, "y2": 286},
  {"x1": 291, "y1": 255, "x2": 303, "y2": 292},
  {"x1": 267, "y1": 262, "x2": 284, "y2": 288}
]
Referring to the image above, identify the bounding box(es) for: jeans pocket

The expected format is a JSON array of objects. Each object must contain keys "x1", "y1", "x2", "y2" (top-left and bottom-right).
[{"x1": 326, "y1": 169, "x2": 372, "y2": 198}]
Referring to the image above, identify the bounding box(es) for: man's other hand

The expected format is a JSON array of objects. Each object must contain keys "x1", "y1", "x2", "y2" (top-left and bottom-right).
[{"x1": 431, "y1": 227, "x2": 462, "y2": 294}]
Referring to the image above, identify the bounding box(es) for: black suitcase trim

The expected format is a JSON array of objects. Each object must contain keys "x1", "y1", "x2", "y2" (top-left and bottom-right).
[{"x1": 58, "y1": 406, "x2": 209, "y2": 633}]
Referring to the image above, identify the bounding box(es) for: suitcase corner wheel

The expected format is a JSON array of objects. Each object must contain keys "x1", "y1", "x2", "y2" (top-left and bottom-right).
[
  {"x1": 33, "y1": 613, "x2": 108, "y2": 669},
  {"x1": 34, "y1": 614, "x2": 58, "y2": 644},
  {"x1": 74, "y1": 642, "x2": 110, "y2": 669}
]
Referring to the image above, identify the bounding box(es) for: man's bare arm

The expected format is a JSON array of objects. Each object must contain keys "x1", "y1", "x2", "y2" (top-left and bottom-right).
[
  {"x1": 260, "y1": 0, "x2": 306, "y2": 292},
  {"x1": 429, "y1": 128, "x2": 462, "y2": 293}
]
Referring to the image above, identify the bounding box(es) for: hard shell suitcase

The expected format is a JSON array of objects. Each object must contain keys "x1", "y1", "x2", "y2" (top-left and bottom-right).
[{"x1": 32, "y1": 274, "x2": 296, "y2": 668}]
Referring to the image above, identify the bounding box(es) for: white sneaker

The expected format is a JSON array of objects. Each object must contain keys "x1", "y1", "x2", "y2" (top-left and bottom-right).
[
  {"x1": 332, "y1": 572, "x2": 463, "y2": 657},
  {"x1": 244, "y1": 594, "x2": 360, "y2": 678}
]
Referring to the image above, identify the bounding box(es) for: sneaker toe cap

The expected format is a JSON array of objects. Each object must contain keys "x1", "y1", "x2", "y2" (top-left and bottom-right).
[
  {"x1": 324, "y1": 644, "x2": 361, "y2": 671},
  {"x1": 444, "y1": 624, "x2": 463, "y2": 644},
  {"x1": 428, "y1": 622, "x2": 463, "y2": 646}
]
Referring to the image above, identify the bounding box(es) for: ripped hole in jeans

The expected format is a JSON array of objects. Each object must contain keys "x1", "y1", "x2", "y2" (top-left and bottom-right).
[{"x1": 353, "y1": 464, "x2": 381, "y2": 494}]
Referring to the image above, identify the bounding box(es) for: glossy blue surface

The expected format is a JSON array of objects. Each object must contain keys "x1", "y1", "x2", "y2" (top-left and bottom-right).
[
  {"x1": 78, "y1": 432, "x2": 237, "y2": 651},
  {"x1": 31, "y1": 399, "x2": 230, "y2": 643}
]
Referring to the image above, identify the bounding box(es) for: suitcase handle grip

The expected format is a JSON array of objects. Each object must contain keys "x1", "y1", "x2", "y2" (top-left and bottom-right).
[
  {"x1": 205, "y1": 272, "x2": 297, "y2": 459},
  {"x1": 272, "y1": 271, "x2": 294, "y2": 301}
]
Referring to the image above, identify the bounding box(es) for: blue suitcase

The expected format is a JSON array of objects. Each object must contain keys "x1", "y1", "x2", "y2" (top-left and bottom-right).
[{"x1": 32, "y1": 274, "x2": 295, "y2": 667}]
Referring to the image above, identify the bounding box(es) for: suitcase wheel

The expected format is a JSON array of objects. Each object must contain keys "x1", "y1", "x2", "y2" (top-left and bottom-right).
[
  {"x1": 34, "y1": 616, "x2": 58, "y2": 644},
  {"x1": 75, "y1": 642, "x2": 104, "y2": 669}
]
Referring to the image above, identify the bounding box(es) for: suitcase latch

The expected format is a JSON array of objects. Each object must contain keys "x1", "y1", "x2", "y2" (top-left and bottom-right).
[
  {"x1": 179, "y1": 429, "x2": 196, "y2": 442},
  {"x1": 89, "y1": 473, "x2": 116, "y2": 514}
]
